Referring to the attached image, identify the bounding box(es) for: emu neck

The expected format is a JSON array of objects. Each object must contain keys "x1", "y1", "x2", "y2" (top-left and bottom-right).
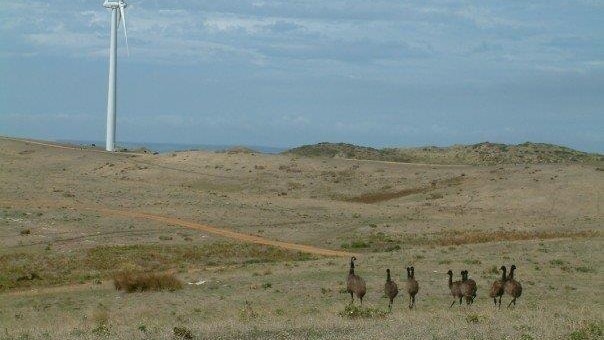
[
  {"x1": 508, "y1": 267, "x2": 515, "y2": 280},
  {"x1": 386, "y1": 271, "x2": 391, "y2": 282},
  {"x1": 448, "y1": 273, "x2": 453, "y2": 287},
  {"x1": 349, "y1": 262, "x2": 355, "y2": 275},
  {"x1": 501, "y1": 267, "x2": 507, "y2": 281}
]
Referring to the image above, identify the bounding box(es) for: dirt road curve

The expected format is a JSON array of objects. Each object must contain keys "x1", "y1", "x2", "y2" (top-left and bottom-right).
[
  {"x1": 92, "y1": 206, "x2": 356, "y2": 257},
  {"x1": 1, "y1": 200, "x2": 356, "y2": 258},
  {"x1": 0, "y1": 200, "x2": 355, "y2": 297},
  {"x1": 1, "y1": 136, "x2": 355, "y2": 257}
]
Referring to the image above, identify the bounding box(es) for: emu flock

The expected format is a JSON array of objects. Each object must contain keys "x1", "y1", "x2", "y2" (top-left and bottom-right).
[{"x1": 346, "y1": 257, "x2": 523, "y2": 310}]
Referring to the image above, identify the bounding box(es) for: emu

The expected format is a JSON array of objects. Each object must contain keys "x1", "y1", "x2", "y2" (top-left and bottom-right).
[
  {"x1": 447, "y1": 270, "x2": 463, "y2": 307},
  {"x1": 406, "y1": 266, "x2": 419, "y2": 309},
  {"x1": 384, "y1": 268, "x2": 398, "y2": 311},
  {"x1": 489, "y1": 266, "x2": 507, "y2": 308},
  {"x1": 504, "y1": 264, "x2": 522, "y2": 307},
  {"x1": 461, "y1": 270, "x2": 477, "y2": 305},
  {"x1": 346, "y1": 257, "x2": 367, "y2": 305}
]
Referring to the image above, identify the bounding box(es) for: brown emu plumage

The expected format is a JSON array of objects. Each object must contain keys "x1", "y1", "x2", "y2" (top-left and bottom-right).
[
  {"x1": 504, "y1": 264, "x2": 523, "y2": 307},
  {"x1": 447, "y1": 270, "x2": 463, "y2": 307},
  {"x1": 406, "y1": 266, "x2": 419, "y2": 309},
  {"x1": 346, "y1": 257, "x2": 367, "y2": 305},
  {"x1": 384, "y1": 268, "x2": 399, "y2": 311},
  {"x1": 489, "y1": 266, "x2": 507, "y2": 308},
  {"x1": 460, "y1": 270, "x2": 477, "y2": 305}
]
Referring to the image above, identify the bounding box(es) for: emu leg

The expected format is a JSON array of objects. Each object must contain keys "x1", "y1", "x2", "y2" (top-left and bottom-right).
[
  {"x1": 507, "y1": 297, "x2": 516, "y2": 308},
  {"x1": 349, "y1": 292, "x2": 354, "y2": 305},
  {"x1": 450, "y1": 300, "x2": 456, "y2": 308},
  {"x1": 412, "y1": 295, "x2": 416, "y2": 309}
]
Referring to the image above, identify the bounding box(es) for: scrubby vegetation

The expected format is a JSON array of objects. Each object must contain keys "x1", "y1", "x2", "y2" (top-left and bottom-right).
[
  {"x1": 338, "y1": 304, "x2": 388, "y2": 318},
  {"x1": 286, "y1": 142, "x2": 603, "y2": 165},
  {"x1": 113, "y1": 271, "x2": 183, "y2": 292},
  {"x1": 0, "y1": 242, "x2": 315, "y2": 291}
]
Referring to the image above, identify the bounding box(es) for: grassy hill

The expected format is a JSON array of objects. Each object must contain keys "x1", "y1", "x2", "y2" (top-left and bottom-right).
[{"x1": 285, "y1": 142, "x2": 603, "y2": 165}]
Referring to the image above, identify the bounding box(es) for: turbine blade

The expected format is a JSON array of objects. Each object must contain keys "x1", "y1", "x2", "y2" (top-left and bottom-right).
[{"x1": 119, "y1": 4, "x2": 130, "y2": 56}]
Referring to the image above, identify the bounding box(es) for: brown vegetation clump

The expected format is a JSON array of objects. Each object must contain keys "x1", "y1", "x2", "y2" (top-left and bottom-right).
[
  {"x1": 113, "y1": 271, "x2": 183, "y2": 292},
  {"x1": 173, "y1": 326, "x2": 194, "y2": 339}
]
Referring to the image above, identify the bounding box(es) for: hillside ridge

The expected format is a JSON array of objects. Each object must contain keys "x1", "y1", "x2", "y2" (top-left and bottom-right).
[{"x1": 285, "y1": 141, "x2": 603, "y2": 165}]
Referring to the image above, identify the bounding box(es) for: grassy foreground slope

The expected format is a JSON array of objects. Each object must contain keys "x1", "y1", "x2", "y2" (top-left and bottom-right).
[
  {"x1": 286, "y1": 142, "x2": 603, "y2": 165},
  {"x1": 0, "y1": 137, "x2": 602, "y2": 339}
]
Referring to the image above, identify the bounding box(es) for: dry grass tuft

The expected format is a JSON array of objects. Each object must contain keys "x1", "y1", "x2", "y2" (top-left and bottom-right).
[
  {"x1": 173, "y1": 326, "x2": 194, "y2": 339},
  {"x1": 113, "y1": 271, "x2": 183, "y2": 292},
  {"x1": 338, "y1": 305, "x2": 388, "y2": 319},
  {"x1": 432, "y1": 229, "x2": 598, "y2": 246}
]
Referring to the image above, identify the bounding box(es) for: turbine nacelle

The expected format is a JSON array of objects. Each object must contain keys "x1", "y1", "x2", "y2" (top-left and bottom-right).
[{"x1": 103, "y1": 1, "x2": 127, "y2": 9}]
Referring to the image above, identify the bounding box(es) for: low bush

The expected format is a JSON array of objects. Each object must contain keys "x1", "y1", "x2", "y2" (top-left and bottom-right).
[
  {"x1": 173, "y1": 326, "x2": 194, "y2": 339},
  {"x1": 338, "y1": 305, "x2": 388, "y2": 319},
  {"x1": 113, "y1": 272, "x2": 183, "y2": 292}
]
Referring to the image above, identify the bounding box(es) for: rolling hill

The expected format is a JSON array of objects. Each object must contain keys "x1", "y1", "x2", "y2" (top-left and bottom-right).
[{"x1": 285, "y1": 141, "x2": 603, "y2": 165}]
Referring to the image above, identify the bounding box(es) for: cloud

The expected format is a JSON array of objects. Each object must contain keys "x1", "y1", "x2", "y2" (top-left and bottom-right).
[{"x1": 2, "y1": 0, "x2": 601, "y2": 76}]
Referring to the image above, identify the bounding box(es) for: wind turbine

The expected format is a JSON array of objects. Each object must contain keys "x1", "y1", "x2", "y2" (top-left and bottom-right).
[{"x1": 103, "y1": 0, "x2": 129, "y2": 151}]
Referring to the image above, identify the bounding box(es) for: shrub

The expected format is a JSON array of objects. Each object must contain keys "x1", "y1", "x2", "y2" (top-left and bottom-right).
[
  {"x1": 550, "y1": 259, "x2": 565, "y2": 266},
  {"x1": 113, "y1": 272, "x2": 183, "y2": 292},
  {"x1": 487, "y1": 265, "x2": 499, "y2": 274},
  {"x1": 575, "y1": 266, "x2": 595, "y2": 273},
  {"x1": 350, "y1": 241, "x2": 369, "y2": 249},
  {"x1": 466, "y1": 313, "x2": 481, "y2": 324},
  {"x1": 569, "y1": 321, "x2": 603, "y2": 340},
  {"x1": 239, "y1": 301, "x2": 258, "y2": 321},
  {"x1": 173, "y1": 326, "x2": 194, "y2": 339},
  {"x1": 92, "y1": 306, "x2": 110, "y2": 336},
  {"x1": 385, "y1": 244, "x2": 401, "y2": 252},
  {"x1": 339, "y1": 305, "x2": 388, "y2": 318}
]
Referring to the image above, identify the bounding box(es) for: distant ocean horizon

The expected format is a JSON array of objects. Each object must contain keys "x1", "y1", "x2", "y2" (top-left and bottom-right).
[{"x1": 56, "y1": 139, "x2": 288, "y2": 154}]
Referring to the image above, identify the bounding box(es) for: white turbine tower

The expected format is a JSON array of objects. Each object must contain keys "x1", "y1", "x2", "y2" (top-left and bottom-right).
[{"x1": 103, "y1": 0, "x2": 129, "y2": 152}]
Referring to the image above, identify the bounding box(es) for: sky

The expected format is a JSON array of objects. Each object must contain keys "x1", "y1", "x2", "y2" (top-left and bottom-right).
[{"x1": 0, "y1": 1, "x2": 603, "y2": 152}]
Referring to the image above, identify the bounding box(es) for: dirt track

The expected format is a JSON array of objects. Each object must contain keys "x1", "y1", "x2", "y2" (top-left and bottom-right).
[
  {"x1": 0, "y1": 137, "x2": 356, "y2": 258},
  {"x1": 1, "y1": 200, "x2": 356, "y2": 258},
  {"x1": 1, "y1": 199, "x2": 355, "y2": 297}
]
